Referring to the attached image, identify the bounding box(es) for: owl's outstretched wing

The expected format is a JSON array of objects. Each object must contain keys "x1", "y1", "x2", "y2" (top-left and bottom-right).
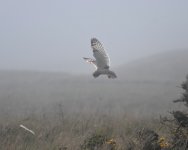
[
  {"x1": 91, "y1": 38, "x2": 110, "y2": 69},
  {"x1": 83, "y1": 57, "x2": 97, "y2": 69}
]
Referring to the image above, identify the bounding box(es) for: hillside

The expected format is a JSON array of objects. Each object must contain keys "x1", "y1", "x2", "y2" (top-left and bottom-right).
[
  {"x1": 0, "y1": 50, "x2": 187, "y2": 119},
  {"x1": 117, "y1": 49, "x2": 188, "y2": 83}
]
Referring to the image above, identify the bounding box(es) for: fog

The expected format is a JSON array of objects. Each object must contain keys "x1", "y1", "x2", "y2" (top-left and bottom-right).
[
  {"x1": 1, "y1": 0, "x2": 188, "y2": 73},
  {"x1": 0, "y1": 50, "x2": 187, "y2": 120},
  {"x1": 0, "y1": 0, "x2": 188, "y2": 118},
  {"x1": 1, "y1": 2, "x2": 188, "y2": 148},
  {"x1": 0, "y1": 0, "x2": 188, "y2": 119}
]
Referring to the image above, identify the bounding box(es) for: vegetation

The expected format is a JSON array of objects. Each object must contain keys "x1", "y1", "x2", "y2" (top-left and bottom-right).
[
  {"x1": 159, "y1": 75, "x2": 188, "y2": 149},
  {"x1": 0, "y1": 112, "x2": 162, "y2": 150},
  {"x1": 0, "y1": 71, "x2": 188, "y2": 149}
]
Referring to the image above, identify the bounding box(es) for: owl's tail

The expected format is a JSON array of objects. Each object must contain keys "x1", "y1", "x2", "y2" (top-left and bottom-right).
[
  {"x1": 93, "y1": 70, "x2": 117, "y2": 79},
  {"x1": 107, "y1": 70, "x2": 117, "y2": 79}
]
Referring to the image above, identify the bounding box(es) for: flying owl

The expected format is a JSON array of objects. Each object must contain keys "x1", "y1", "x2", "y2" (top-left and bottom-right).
[{"x1": 83, "y1": 38, "x2": 117, "y2": 79}]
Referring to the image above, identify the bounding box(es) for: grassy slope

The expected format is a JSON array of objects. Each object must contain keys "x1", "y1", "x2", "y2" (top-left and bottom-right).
[{"x1": 0, "y1": 50, "x2": 188, "y2": 149}]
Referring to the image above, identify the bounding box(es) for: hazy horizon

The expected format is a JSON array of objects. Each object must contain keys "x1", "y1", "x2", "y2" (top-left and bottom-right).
[{"x1": 1, "y1": 0, "x2": 188, "y2": 73}]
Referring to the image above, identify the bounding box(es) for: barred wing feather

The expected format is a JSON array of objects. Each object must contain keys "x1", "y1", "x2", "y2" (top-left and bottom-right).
[{"x1": 91, "y1": 38, "x2": 110, "y2": 69}]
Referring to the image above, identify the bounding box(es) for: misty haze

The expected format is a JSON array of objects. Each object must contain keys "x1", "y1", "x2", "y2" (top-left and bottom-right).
[{"x1": 1, "y1": 1, "x2": 188, "y2": 149}]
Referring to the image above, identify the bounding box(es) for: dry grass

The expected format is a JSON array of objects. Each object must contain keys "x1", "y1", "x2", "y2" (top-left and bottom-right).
[{"x1": 0, "y1": 112, "x2": 164, "y2": 150}]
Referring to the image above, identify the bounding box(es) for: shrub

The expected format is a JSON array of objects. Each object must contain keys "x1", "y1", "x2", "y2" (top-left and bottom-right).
[{"x1": 81, "y1": 133, "x2": 107, "y2": 150}]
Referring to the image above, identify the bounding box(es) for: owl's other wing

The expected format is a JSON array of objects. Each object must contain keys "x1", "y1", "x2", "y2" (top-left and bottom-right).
[{"x1": 83, "y1": 57, "x2": 97, "y2": 69}]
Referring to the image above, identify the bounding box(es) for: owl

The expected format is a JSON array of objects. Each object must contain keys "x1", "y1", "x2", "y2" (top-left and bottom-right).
[{"x1": 83, "y1": 38, "x2": 117, "y2": 79}]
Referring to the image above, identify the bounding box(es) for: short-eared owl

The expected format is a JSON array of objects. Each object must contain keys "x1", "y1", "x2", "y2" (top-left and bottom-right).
[{"x1": 83, "y1": 38, "x2": 117, "y2": 79}]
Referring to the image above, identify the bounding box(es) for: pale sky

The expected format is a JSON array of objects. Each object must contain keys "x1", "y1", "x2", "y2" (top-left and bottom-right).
[{"x1": 0, "y1": 0, "x2": 188, "y2": 73}]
